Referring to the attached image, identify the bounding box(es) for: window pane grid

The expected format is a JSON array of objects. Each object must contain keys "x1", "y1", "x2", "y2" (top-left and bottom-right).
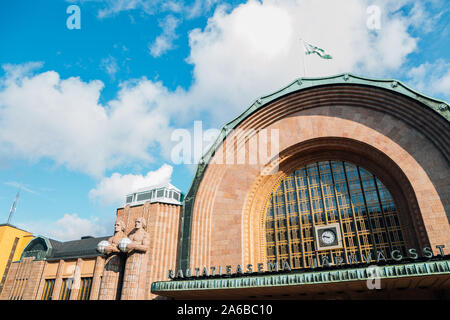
[
  {"x1": 41, "y1": 279, "x2": 55, "y2": 300},
  {"x1": 77, "y1": 277, "x2": 92, "y2": 300},
  {"x1": 59, "y1": 278, "x2": 73, "y2": 300},
  {"x1": 265, "y1": 161, "x2": 407, "y2": 269}
]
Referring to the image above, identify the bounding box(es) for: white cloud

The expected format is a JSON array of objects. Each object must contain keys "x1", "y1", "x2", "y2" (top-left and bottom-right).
[
  {"x1": 53, "y1": 213, "x2": 108, "y2": 240},
  {"x1": 406, "y1": 59, "x2": 450, "y2": 98},
  {"x1": 0, "y1": 0, "x2": 431, "y2": 178},
  {"x1": 0, "y1": 64, "x2": 173, "y2": 176},
  {"x1": 100, "y1": 55, "x2": 119, "y2": 78},
  {"x1": 407, "y1": 2, "x2": 434, "y2": 33},
  {"x1": 185, "y1": 0, "x2": 220, "y2": 19},
  {"x1": 149, "y1": 15, "x2": 180, "y2": 58},
  {"x1": 2, "y1": 61, "x2": 44, "y2": 82},
  {"x1": 160, "y1": 1, "x2": 184, "y2": 14},
  {"x1": 18, "y1": 213, "x2": 110, "y2": 241},
  {"x1": 89, "y1": 163, "x2": 173, "y2": 205},
  {"x1": 89, "y1": 0, "x2": 218, "y2": 19},
  {"x1": 97, "y1": 0, "x2": 159, "y2": 18},
  {"x1": 173, "y1": 0, "x2": 420, "y2": 123}
]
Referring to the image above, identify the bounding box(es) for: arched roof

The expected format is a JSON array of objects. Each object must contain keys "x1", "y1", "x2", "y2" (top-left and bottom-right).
[
  {"x1": 177, "y1": 73, "x2": 450, "y2": 270},
  {"x1": 20, "y1": 235, "x2": 110, "y2": 261}
]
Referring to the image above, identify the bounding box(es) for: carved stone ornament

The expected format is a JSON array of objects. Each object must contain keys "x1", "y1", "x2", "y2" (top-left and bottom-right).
[{"x1": 98, "y1": 220, "x2": 126, "y2": 255}]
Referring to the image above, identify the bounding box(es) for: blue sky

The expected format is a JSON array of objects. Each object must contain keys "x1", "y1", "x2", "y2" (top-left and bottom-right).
[{"x1": 0, "y1": 0, "x2": 448, "y2": 240}]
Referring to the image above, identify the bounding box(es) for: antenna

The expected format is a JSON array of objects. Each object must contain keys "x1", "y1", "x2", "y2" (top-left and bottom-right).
[{"x1": 7, "y1": 189, "x2": 20, "y2": 225}]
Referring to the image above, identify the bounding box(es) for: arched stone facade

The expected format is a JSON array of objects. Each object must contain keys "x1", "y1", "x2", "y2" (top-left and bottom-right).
[
  {"x1": 244, "y1": 138, "x2": 423, "y2": 267},
  {"x1": 181, "y1": 78, "x2": 449, "y2": 271}
]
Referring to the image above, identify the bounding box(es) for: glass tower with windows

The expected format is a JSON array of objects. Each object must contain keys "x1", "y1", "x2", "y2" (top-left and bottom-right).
[{"x1": 125, "y1": 183, "x2": 183, "y2": 206}]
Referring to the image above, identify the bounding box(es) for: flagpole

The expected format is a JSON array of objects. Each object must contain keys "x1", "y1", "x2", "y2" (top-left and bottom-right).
[
  {"x1": 304, "y1": 51, "x2": 307, "y2": 77},
  {"x1": 300, "y1": 39, "x2": 333, "y2": 78},
  {"x1": 300, "y1": 38, "x2": 307, "y2": 77}
]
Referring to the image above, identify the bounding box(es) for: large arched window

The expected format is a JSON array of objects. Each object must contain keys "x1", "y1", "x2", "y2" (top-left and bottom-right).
[{"x1": 264, "y1": 161, "x2": 407, "y2": 269}]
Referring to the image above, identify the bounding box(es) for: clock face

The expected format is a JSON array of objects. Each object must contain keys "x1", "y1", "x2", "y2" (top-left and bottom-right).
[
  {"x1": 315, "y1": 224, "x2": 342, "y2": 250},
  {"x1": 320, "y1": 230, "x2": 336, "y2": 245}
]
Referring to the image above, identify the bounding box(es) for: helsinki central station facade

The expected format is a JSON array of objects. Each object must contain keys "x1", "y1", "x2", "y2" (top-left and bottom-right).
[{"x1": 1, "y1": 74, "x2": 449, "y2": 300}]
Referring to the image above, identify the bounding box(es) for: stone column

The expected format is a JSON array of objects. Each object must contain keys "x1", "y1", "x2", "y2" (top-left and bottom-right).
[
  {"x1": 98, "y1": 255, "x2": 124, "y2": 300},
  {"x1": 51, "y1": 260, "x2": 65, "y2": 300},
  {"x1": 89, "y1": 256, "x2": 104, "y2": 300},
  {"x1": 121, "y1": 250, "x2": 149, "y2": 299},
  {"x1": 69, "y1": 258, "x2": 83, "y2": 300},
  {"x1": 34, "y1": 264, "x2": 47, "y2": 300}
]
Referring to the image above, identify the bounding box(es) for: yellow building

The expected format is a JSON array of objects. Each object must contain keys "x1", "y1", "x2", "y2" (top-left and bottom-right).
[{"x1": 0, "y1": 224, "x2": 33, "y2": 294}]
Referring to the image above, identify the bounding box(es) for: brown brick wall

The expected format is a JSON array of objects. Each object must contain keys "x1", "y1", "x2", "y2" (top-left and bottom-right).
[
  {"x1": 0, "y1": 257, "x2": 42, "y2": 300},
  {"x1": 1, "y1": 256, "x2": 105, "y2": 300},
  {"x1": 0, "y1": 261, "x2": 18, "y2": 300},
  {"x1": 22, "y1": 260, "x2": 45, "y2": 300},
  {"x1": 51, "y1": 260, "x2": 65, "y2": 300},
  {"x1": 145, "y1": 203, "x2": 181, "y2": 299},
  {"x1": 90, "y1": 256, "x2": 104, "y2": 300}
]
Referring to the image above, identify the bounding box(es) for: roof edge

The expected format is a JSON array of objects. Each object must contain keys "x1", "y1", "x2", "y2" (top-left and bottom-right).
[{"x1": 193, "y1": 72, "x2": 449, "y2": 196}]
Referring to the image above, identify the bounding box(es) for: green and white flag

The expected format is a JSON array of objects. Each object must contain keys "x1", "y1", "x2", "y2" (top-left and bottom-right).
[{"x1": 302, "y1": 40, "x2": 332, "y2": 59}]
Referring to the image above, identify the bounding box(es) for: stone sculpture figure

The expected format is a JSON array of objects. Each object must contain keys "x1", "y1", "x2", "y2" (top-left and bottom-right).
[
  {"x1": 105, "y1": 220, "x2": 126, "y2": 254},
  {"x1": 98, "y1": 220, "x2": 126, "y2": 300},
  {"x1": 120, "y1": 217, "x2": 151, "y2": 300}
]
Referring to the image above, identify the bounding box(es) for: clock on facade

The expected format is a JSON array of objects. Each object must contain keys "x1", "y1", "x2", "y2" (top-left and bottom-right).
[
  {"x1": 320, "y1": 230, "x2": 336, "y2": 245},
  {"x1": 314, "y1": 223, "x2": 343, "y2": 250}
]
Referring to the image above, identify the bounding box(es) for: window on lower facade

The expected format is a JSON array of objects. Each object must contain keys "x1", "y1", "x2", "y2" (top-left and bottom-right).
[
  {"x1": 59, "y1": 278, "x2": 73, "y2": 300},
  {"x1": 41, "y1": 279, "x2": 55, "y2": 300},
  {"x1": 77, "y1": 277, "x2": 93, "y2": 300},
  {"x1": 9, "y1": 278, "x2": 26, "y2": 300},
  {"x1": 264, "y1": 160, "x2": 407, "y2": 270}
]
